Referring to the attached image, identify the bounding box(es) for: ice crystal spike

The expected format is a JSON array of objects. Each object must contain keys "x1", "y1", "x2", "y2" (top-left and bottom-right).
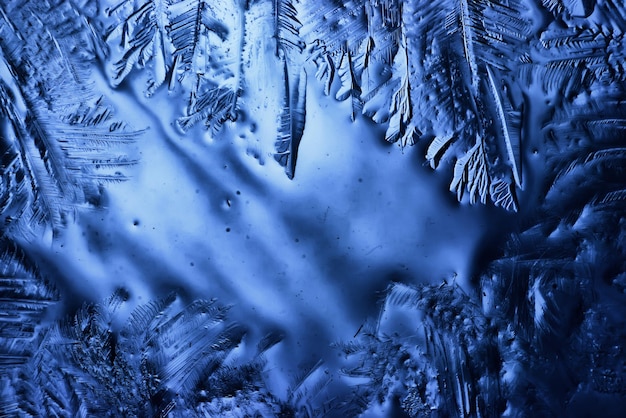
[{"x1": 274, "y1": 62, "x2": 307, "y2": 179}]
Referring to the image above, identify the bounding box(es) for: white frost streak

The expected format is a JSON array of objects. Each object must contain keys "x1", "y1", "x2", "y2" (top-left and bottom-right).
[{"x1": 531, "y1": 279, "x2": 546, "y2": 327}]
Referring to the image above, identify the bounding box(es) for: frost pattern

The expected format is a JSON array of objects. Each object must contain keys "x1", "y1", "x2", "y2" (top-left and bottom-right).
[
  {"x1": 4, "y1": 291, "x2": 291, "y2": 416},
  {"x1": 1, "y1": 0, "x2": 626, "y2": 416},
  {"x1": 321, "y1": 1, "x2": 626, "y2": 412},
  {"x1": 0, "y1": 0, "x2": 138, "y2": 405},
  {"x1": 0, "y1": 0, "x2": 138, "y2": 235},
  {"x1": 97, "y1": 0, "x2": 625, "y2": 209},
  {"x1": 0, "y1": 243, "x2": 58, "y2": 371},
  {"x1": 105, "y1": 0, "x2": 243, "y2": 132}
]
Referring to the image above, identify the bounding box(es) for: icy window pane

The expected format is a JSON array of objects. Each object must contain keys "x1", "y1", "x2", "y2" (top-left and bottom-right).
[{"x1": 1, "y1": 0, "x2": 626, "y2": 416}]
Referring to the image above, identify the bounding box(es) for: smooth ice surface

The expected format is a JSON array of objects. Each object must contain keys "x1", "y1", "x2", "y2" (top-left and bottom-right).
[{"x1": 46, "y1": 67, "x2": 497, "y2": 370}]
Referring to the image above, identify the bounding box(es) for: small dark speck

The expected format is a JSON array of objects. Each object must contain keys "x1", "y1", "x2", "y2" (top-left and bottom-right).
[
  {"x1": 226, "y1": 227, "x2": 231, "y2": 232},
  {"x1": 358, "y1": 178, "x2": 363, "y2": 183},
  {"x1": 295, "y1": 238, "x2": 300, "y2": 243},
  {"x1": 236, "y1": 190, "x2": 241, "y2": 195},
  {"x1": 133, "y1": 220, "x2": 140, "y2": 226},
  {"x1": 190, "y1": 262, "x2": 195, "y2": 267}
]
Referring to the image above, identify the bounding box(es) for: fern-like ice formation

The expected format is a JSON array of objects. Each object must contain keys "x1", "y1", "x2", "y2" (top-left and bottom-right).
[
  {"x1": 0, "y1": 1, "x2": 140, "y2": 403},
  {"x1": 98, "y1": 0, "x2": 625, "y2": 210},
  {"x1": 104, "y1": 0, "x2": 243, "y2": 133},
  {"x1": 0, "y1": 0, "x2": 139, "y2": 236},
  {"x1": 321, "y1": 3, "x2": 626, "y2": 414},
  {"x1": 3, "y1": 290, "x2": 293, "y2": 416},
  {"x1": 1, "y1": 0, "x2": 626, "y2": 416}
]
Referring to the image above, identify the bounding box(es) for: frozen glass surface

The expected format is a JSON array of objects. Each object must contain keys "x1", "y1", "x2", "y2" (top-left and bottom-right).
[{"x1": 1, "y1": 0, "x2": 625, "y2": 416}]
